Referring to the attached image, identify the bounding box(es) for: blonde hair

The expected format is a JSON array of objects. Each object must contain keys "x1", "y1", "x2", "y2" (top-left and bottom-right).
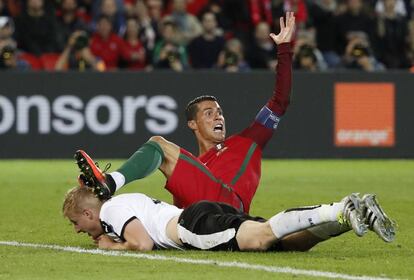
[{"x1": 62, "y1": 186, "x2": 103, "y2": 217}]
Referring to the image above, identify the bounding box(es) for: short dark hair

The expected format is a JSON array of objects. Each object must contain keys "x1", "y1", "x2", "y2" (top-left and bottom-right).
[{"x1": 185, "y1": 95, "x2": 218, "y2": 121}]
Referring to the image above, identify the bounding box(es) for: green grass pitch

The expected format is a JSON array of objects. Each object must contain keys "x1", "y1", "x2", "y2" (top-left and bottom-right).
[{"x1": 0, "y1": 160, "x2": 413, "y2": 279}]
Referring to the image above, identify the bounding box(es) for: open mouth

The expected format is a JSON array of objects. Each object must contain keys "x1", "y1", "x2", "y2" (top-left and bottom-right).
[{"x1": 213, "y1": 124, "x2": 223, "y2": 132}]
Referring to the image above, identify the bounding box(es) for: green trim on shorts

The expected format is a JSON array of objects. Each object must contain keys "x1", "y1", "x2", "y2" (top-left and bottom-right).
[
  {"x1": 231, "y1": 143, "x2": 257, "y2": 185},
  {"x1": 179, "y1": 153, "x2": 233, "y2": 192}
]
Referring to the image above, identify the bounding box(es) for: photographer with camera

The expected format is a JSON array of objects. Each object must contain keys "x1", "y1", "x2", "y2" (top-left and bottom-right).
[
  {"x1": 292, "y1": 31, "x2": 327, "y2": 72},
  {"x1": 55, "y1": 30, "x2": 104, "y2": 71},
  {"x1": 153, "y1": 20, "x2": 188, "y2": 71},
  {"x1": 293, "y1": 44, "x2": 319, "y2": 71},
  {"x1": 0, "y1": 16, "x2": 29, "y2": 71},
  {"x1": 217, "y1": 38, "x2": 250, "y2": 72},
  {"x1": 0, "y1": 44, "x2": 30, "y2": 70},
  {"x1": 343, "y1": 33, "x2": 385, "y2": 71}
]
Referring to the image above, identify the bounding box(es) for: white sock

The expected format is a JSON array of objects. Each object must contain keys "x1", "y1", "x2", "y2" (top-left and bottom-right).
[
  {"x1": 109, "y1": 171, "x2": 125, "y2": 191},
  {"x1": 307, "y1": 221, "x2": 350, "y2": 240},
  {"x1": 268, "y1": 202, "x2": 343, "y2": 239}
]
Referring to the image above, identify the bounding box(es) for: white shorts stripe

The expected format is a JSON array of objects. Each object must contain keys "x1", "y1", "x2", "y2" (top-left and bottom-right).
[{"x1": 177, "y1": 225, "x2": 236, "y2": 250}]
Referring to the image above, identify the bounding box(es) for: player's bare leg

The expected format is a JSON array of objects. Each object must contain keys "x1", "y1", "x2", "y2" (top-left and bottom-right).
[
  {"x1": 276, "y1": 230, "x2": 323, "y2": 251},
  {"x1": 75, "y1": 136, "x2": 180, "y2": 200},
  {"x1": 276, "y1": 194, "x2": 397, "y2": 251},
  {"x1": 237, "y1": 224, "x2": 324, "y2": 252},
  {"x1": 236, "y1": 221, "x2": 276, "y2": 251},
  {"x1": 236, "y1": 194, "x2": 368, "y2": 251}
]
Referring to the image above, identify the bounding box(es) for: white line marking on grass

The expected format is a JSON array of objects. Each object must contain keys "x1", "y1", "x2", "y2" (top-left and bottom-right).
[{"x1": 0, "y1": 240, "x2": 395, "y2": 280}]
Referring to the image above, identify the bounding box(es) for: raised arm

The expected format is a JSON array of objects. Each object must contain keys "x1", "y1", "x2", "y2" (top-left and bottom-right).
[
  {"x1": 97, "y1": 219, "x2": 154, "y2": 251},
  {"x1": 267, "y1": 12, "x2": 295, "y2": 116},
  {"x1": 239, "y1": 12, "x2": 295, "y2": 148}
]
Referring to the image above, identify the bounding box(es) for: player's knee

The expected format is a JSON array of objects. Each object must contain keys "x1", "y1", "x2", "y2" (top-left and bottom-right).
[
  {"x1": 238, "y1": 236, "x2": 269, "y2": 251},
  {"x1": 237, "y1": 222, "x2": 274, "y2": 251},
  {"x1": 148, "y1": 135, "x2": 167, "y2": 144}
]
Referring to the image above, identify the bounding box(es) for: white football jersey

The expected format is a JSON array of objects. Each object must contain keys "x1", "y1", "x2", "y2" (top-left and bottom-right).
[{"x1": 99, "y1": 193, "x2": 184, "y2": 250}]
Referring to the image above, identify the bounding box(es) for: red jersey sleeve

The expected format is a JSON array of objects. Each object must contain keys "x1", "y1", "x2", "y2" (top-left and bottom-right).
[{"x1": 239, "y1": 42, "x2": 293, "y2": 149}]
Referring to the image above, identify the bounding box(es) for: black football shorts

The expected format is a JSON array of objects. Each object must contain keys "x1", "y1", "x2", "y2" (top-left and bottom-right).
[{"x1": 177, "y1": 200, "x2": 265, "y2": 251}]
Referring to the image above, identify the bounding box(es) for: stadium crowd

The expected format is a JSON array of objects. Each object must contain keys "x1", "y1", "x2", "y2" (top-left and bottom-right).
[{"x1": 0, "y1": 0, "x2": 413, "y2": 72}]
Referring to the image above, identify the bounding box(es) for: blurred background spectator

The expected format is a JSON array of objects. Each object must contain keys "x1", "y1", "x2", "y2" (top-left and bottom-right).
[
  {"x1": 0, "y1": 0, "x2": 412, "y2": 71},
  {"x1": 334, "y1": 0, "x2": 377, "y2": 56},
  {"x1": 293, "y1": 43, "x2": 319, "y2": 71},
  {"x1": 163, "y1": 0, "x2": 202, "y2": 45},
  {"x1": 120, "y1": 16, "x2": 146, "y2": 70},
  {"x1": 309, "y1": 0, "x2": 342, "y2": 68},
  {"x1": 90, "y1": 15, "x2": 123, "y2": 70},
  {"x1": 56, "y1": 0, "x2": 89, "y2": 51},
  {"x1": 375, "y1": 0, "x2": 411, "y2": 68},
  {"x1": 153, "y1": 20, "x2": 188, "y2": 71},
  {"x1": 217, "y1": 38, "x2": 250, "y2": 72},
  {"x1": 55, "y1": 30, "x2": 103, "y2": 71},
  {"x1": 343, "y1": 32, "x2": 385, "y2": 71},
  {"x1": 92, "y1": 0, "x2": 125, "y2": 34},
  {"x1": 197, "y1": 0, "x2": 230, "y2": 33},
  {"x1": 188, "y1": 11, "x2": 224, "y2": 69},
  {"x1": 134, "y1": 0, "x2": 158, "y2": 63},
  {"x1": 14, "y1": 0, "x2": 60, "y2": 56},
  {"x1": 0, "y1": 44, "x2": 30, "y2": 70},
  {"x1": 247, "y1": 21, "x2": 277, "y2": 69},
  {"x1": 0, "y1": 16, "x2": 29, "y2": 70},
  {"x1": 145, "y1": 0, "x2": 163, "y2": 23},
  {"x1": 0, "y1": 16, "x2": 16, "y2": 50},
  {"x1": 293, "y1": 29, "x2": 327, "y2": 71}
]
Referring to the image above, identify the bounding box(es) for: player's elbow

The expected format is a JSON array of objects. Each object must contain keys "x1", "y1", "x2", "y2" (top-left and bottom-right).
[
  {"x1": 127, "y1": 240, "x2": 154, "y2": 251},
  {"x1": 136, "y1": 244, "x2": 153, "y2": 252}
]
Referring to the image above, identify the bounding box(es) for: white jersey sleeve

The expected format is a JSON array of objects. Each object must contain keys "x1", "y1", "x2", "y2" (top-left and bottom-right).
[
  {"x1": 100, "y1": 193, "x2": 184, "y2": 250},
  {"x1": 99, "y1": 203, "x2": 136, "y2": 243}
]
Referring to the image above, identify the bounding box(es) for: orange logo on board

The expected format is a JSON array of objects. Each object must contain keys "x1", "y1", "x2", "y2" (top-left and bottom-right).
[{"x1": 334, "y1": 83, "x2": 395, "y2": 147}]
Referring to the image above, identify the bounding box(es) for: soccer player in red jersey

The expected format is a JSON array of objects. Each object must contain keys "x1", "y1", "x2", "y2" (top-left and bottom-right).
[{"x1": 76, "y1": 12, "x2": 295, "y2": 214}]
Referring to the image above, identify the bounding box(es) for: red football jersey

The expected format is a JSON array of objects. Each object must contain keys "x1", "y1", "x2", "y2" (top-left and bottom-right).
[{"x1": 198, "y1": 135, "x2": 262, "y2": 213}]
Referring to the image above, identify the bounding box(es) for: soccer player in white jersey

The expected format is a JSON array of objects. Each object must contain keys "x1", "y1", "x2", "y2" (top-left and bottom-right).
[{"x1": 62, "y1": 186, "x2": 395, "y2": 252}]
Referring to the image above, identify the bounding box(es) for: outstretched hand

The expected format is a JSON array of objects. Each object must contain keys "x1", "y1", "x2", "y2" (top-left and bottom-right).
[{"x1": 270, "y1": 12, "x2": 296, "y2": 45}]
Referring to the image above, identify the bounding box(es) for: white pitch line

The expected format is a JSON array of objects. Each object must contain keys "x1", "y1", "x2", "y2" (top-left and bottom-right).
[{"x1": 0, "y1": 240, "x2": 395, "y2": 280}]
